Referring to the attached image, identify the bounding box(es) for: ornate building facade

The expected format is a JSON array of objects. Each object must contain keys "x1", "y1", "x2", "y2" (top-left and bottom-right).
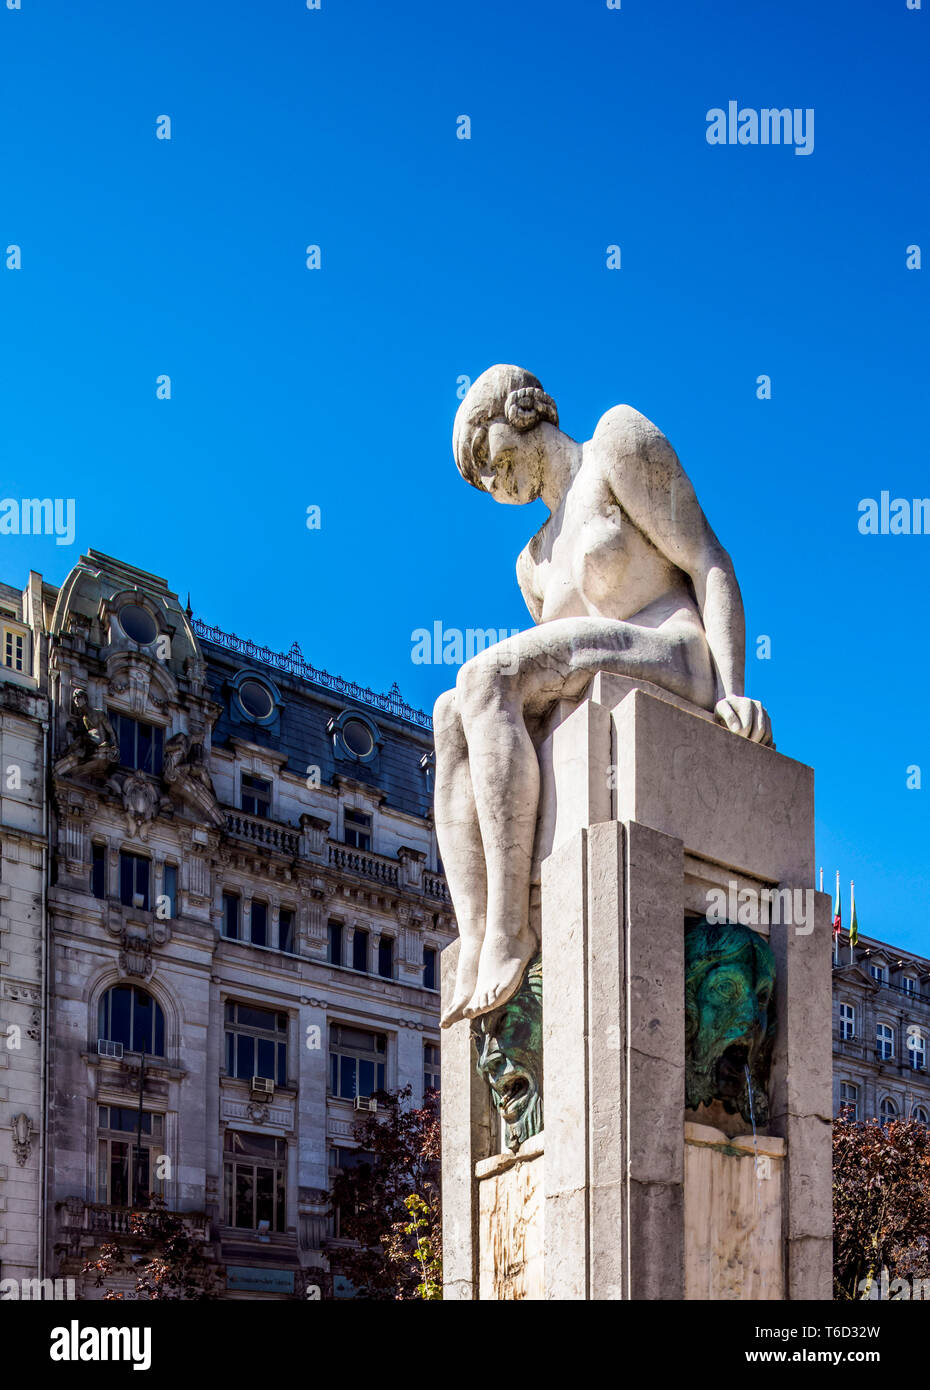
[
  {"x1": 1, "y1": 549, "x2": 453, "y2": 1298},
  {"x1": 833, "y1": 932, "x2": 930, "y2": 1125}
]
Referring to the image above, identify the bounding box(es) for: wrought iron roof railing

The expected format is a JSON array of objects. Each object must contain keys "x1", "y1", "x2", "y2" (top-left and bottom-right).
[{"x1": 192, "y1": 619, "x2": 433, "y2": 731}]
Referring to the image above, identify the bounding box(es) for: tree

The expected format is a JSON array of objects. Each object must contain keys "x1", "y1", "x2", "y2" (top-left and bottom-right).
[
  {"x1": 834, "y1": 1111, "x2": 930, "y2": 1299},
  {"x1": 82, "y1": 1197, "x2": 220, "y2": 1300},
  {"x1": 329, "y1": 1085, "x2": 441, "y2": 1299}
]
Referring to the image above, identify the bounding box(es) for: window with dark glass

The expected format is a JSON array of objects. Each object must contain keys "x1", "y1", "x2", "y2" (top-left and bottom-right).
[
  {"x1": 328, "y1": 920, "x2": 343, "y2": 966},
  {"x1": 224, "y1": 1001, "x2": 288, "y2": 1085},
  {"x1": 91, "y1": 843, "x2": 107, "y2": 899},
  {"x1": 162, "y1": 864, "x2": 178, "y2": 919},
  {"x1": 279, "y1": 908, "x2": 294, "y2": 953},
  {"x1": 352, "y1": 928, "x2": 369, "y2": 973},
  {"x1": 424, "y1": 1041, "x2": 440, "y2": 1094},
  {"x1": 250, "y1": 900, "x2": 268, "y2": 947},
  {"x1": 224, "y1": 1130, "x2": 286, "y2": 1231},
  {"x1": 222, "y1": 892, "x2": 240, "y2": 940},
  {"x1": 344, "y1": 808, "x2": 371, "y2": 851},
  {"x1": 237, "y1": 679, "x2": 274, "y2": 721},
  {"x1": 240, "y1": 773, "x2": 271, "y2": 818},
  {"x1": 98, "y1": 985, "x2": 165, "y2": 1056},
  {"x1": 3, "y1": 628, "x2": 26, "y2": 672},
  {"x1": 329, "y1": 1024, "x2": 386, "y2": 1100},
  {"x1": 97, "y1": 1105, "x2": 165, "y2": 1206},
  {"x1": 119, "y1": 851, "x2": 150, "y2": 909},
  {"x1": 423, "y1": 946, "x2": 437, "y2": 992},
  {"x1": 112, "y1": 713, "x2": 164, "y2": 775},
  {"x1": 377, "y1": 937, "x2": 394, "y2": 979}
]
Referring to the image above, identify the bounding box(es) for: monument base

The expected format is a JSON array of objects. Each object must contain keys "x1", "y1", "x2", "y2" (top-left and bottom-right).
[{"x1": 441, "y1": 679, "x2": 832, "y2": 1301}]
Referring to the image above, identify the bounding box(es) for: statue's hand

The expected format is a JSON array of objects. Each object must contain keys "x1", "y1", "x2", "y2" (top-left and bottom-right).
[{"x1": 714, "y1": 696, "x2": 773, "y2": 748}]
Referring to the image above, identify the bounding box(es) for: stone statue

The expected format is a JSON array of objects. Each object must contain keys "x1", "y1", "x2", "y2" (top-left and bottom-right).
[
  {"x1": 54, "y1": 688, "x2": 120, "y2": 778},
  {"x1": 472, "y1": 955, "x2": 542, "y2": 1152},
  {"x1": 684, "y1": 918, "x2": 775, "y2": 1126},
  {"x1": 163, "y1": 731, "x2": 225, "y2": 829},
  {"x1": 437, "y1": 366, "x2": 773, "y2": 1026}
]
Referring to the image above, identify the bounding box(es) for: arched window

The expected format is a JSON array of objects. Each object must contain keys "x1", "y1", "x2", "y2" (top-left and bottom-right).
[
  {"x1": 912, "y1": 1106, "x2": 929, "y2": 1124},
  {"x1": 880, "y1": 1096, "x2": 898, "y2": 1124},
  {"x1": 98, "y1": 985, "x2": 165, "y2": 1056}
]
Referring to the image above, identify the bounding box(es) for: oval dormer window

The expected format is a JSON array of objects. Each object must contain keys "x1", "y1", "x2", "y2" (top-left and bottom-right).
[
  {"x1": 118, "y1": 605, "x2": 158, "y2": 645},
  {"x1": 342, "y1": 717, "x2": 375, "y2": 758},
  {"x1": 238, "y1": 678, "x2": 275, "y2": 720}
]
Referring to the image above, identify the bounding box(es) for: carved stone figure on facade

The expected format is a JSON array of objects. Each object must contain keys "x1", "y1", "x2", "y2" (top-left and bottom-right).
[
  {"x1": 163, "y1": 731, "x2": 225, "y2": 828},
  {"x1": 472, "y1": 954, "x2": 543, "y2": 1152},
  {"x1": 437, "y1": 366, "x2": 774, "y2": 1026},
  {"x1": 54, "y1": 688, "x2": 120, "y2": 779},
  {"x1": 109, "y1": 770, "x2": 162, "y2": 840}
]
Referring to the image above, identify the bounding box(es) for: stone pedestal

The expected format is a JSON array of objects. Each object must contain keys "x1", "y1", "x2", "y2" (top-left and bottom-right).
[{"x1": 441, "y1": 676, "x2": 833, "y2": 1301}]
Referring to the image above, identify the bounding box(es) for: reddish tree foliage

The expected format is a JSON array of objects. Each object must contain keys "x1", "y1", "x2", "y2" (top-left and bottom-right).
[
  {"x1": 81, "y1": 1197, "x2": 220, "y2": 1300},
  {"x1": 834, "y1": 1112, "x2": 930, "y2": 1299},
  {"x1": 329, "y1": 1085, "x2": 441, "y2": 1299}
]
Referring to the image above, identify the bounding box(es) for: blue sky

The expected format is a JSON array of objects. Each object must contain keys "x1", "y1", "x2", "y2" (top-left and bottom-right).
[{"x1": 2, "y1": 0, "x2": 928, "y2": 949}]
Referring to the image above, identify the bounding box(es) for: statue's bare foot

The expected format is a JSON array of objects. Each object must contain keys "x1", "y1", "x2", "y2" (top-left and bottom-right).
[
  {"x1": 440, "y1": 937, "x2": 483, "y2": 1028},
  {"x1": 464, "y1": 929, "x2": 536, "y2": 1019}
]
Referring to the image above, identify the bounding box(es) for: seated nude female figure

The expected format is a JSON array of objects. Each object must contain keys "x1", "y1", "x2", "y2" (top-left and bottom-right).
[{"x1": 436, "y1": 365, "x2": 772, "y2": 1028}]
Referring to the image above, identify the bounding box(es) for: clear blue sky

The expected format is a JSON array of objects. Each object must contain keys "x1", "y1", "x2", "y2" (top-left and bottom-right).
[{"x1": 2, "y1": 1, "x2": 928, "y2": 949}]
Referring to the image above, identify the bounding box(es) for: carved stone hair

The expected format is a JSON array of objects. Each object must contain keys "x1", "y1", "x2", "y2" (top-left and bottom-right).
[{"x1": 453, "y1": 364, "x2": 559, "y2": 488}]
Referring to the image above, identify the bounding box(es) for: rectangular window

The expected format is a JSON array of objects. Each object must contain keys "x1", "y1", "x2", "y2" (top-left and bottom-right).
[
  {"x1": 329, "y1": 1024, "x2": 386, "y2": 1100},
  {"x1": 162, "y1": 864, "x2": 178, "y2": 919},
  {"x1": 112, "y1": 713, "x2": 164, "y2": 775},
  {"x1": 870, "y1": 964, "x2": 886, "y2": 984},
  {"x1": 377, "y1": 937, "x2": 394, "y2": 979},
  {"x1": 909, "y1": 1034, "x2": 926, "y2": 1070},
  {"x1": 224, "y1": 1001, "x2": 288, "y2": 1085},
  {"x1": 423, "y1": 946, "x2": 437, "y2": 992},
  {"x1": 223, "y1": 893, "x2": 240, "y2": 940},
  {"x1": 223, "y1": 1130, "x2": 286, "y2": 1232},
  {"x1": 328, "y1": 920, "x2": 343, "y2": 966},
  {"x1": 279, "y1": 908, "x2": 294, "y2": 954},
  {"x1": 3, "y1": 628, "x2": 26, "y2": 672},
  {"x1": 877, "y1": 1024, "x2": 895, "y2": 1061},
  {"x1": 241, "y1": 773, "x2": 271, "y2": 818},
  {"x1": 839, "y1": 1003, "x2": 855, "y2": 1041},
  {"x1": 344, "y1": 808, "x2": 371, "y2": 851},
  {"x1": 839, "y1": 1081, "x2": 859, "y2": 1121},
  {"x1": 250, "y1": 901, "x2": 268, "y2": 947},
  {"x1": 119, "y1": 852, "x2": 150, "y2": 910},
  {"x1": 903, "y1": 977, "x2": 917, "y2": 995},
  {"x1": 424, "y1": 1041, "x2": 440, "y2": 1094},
  {"x1": 91, "y1": 843, "x2": 107, "y2": 899},
  {"x1": 352, "y1": 929, "x2": 369, "y2": 973}
]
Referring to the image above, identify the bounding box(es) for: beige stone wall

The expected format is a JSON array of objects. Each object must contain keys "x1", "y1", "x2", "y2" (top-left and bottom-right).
[{"x1": 476, "y1": 1139, "x2": 544, "y2": 1301}]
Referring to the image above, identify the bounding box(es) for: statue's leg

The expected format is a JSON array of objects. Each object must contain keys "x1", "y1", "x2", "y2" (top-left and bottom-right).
[
  {"x1": 456, "y1": 613, "x2": 713, "y2": 1017},
  {"x1": 434, "y1": 689, "x2": 489, "y2": 1027}
]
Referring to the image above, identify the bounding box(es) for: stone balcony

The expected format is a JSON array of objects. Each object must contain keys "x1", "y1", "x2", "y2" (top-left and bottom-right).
[
  {"x1": 56, "y1": 1197, "x2": 209, "y2": 1251},
  {"x1": 224, "y1": 809, "x2": 301, "y2": 855}
]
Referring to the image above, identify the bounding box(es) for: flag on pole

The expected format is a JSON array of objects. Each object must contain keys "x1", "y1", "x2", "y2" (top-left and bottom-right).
[
  {"x1": 833, "y1": 871, "x2": 842, "y2": 938},
  {"x1": 849, "y1": 881, "x2": 859, "y2": 948}
]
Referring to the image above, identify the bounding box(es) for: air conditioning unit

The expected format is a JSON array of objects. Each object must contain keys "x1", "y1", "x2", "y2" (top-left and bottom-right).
[
  {"x1": 98, "y1": 1038, "x2": 123, "y2": 1059},
  {"x1": 354, "y1": 1096, "x2": 378, "y2": 1113},
  {"x1": 250, "y1": 1076, "x2": 275, "y2": 1097}
]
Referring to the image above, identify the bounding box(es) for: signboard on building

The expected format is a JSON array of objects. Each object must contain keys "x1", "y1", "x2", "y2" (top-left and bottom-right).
[{"x1": 226, "y1": 1265, "x2": 295, "y2": 1295}]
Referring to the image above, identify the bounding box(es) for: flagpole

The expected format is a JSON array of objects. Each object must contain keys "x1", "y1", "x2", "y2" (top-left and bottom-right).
[
  {"x1": 834, "y1": 869, "x2": 842, "y2": 965},
  {"x1": 850, "y1": 879, "x2": 856, "y2": 967},
  {"x1": 819, "y1": 866, "x2": 823, "y2": 893}
]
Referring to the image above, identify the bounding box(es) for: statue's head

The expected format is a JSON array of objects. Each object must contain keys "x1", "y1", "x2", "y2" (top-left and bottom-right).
[
  {"x1": 684, "y1": 919, "x2": 776, "y2": 1126},
  {"x1": 453, "y1": 365, "x2": 560, "y2": 505},
  {"x1": 472, "y1": 955, "x2": 543, "y2": 1152},
  {"x1": 72, "y1": 688, "x2": 88, "y2": 712}
]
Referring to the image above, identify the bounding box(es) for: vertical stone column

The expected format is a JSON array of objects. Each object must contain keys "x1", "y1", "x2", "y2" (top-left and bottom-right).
[
  {"x1": 541, "y1": 818, "x2": 684, "y2": 1300},
  {"x1": 440, "y1": 940, "x2": 496, "y2": 1300}
]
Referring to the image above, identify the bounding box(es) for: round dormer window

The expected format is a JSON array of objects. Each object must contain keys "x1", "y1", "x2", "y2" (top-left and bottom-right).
[
  {"x1": 237, "y1": 678, "x2": 275, "y2": 720},
  {"x1": 118, "y1": 605, "x2": 158, "y2": 645},
  {"x1": 342, "y1": 717, "x2": 375, "y2": 758}
]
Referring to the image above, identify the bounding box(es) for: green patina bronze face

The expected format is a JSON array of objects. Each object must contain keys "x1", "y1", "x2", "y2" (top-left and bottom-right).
[
  {"x1": 685, "y1": 918, "x2": 776, "y2": 1126},
  {"x1": 472, "y1": 955, "x2": 543, "y2": 1153}
]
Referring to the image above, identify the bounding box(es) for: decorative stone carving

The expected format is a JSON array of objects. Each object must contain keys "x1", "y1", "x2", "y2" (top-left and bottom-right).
[
  {"x1": 110, "y1": 770, "x2": 162, "y2": 840},
  {"x1": 684, "y1": 918, "x2": 776, "y2": 1126},
  {"x1": 472, "y1": 955, "x2": 543, "y2": 1153},
  {"x1": 437, "y1": 367, "x2": 774, "y2": 1028},
  {"x1": 163, "y1": 731, "x2": 225, "y2": 828},
  {"x1": 54, "y1": 688, "x2": 119, "y2": 779},
  {"x1": 11, "y1": 1112, "x2": 36, "y2": 1166}
]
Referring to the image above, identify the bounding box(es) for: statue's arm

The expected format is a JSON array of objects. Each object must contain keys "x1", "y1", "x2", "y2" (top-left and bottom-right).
[
  {"x1": 599, "y1": 408, "x2": 746, "y2": 699},
  {"x1": 516, "y1": 547, "x2": 544, "y2": 625}
]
